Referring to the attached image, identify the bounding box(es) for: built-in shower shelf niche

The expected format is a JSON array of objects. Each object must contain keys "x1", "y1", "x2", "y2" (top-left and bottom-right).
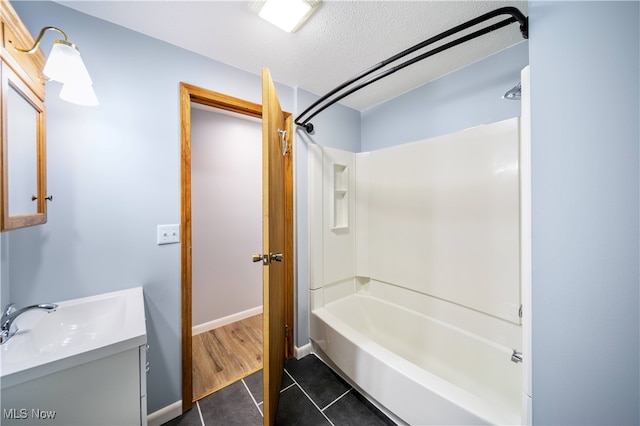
[{"x1": 333, "y1": 164, "x2": 348, "y2": 230}]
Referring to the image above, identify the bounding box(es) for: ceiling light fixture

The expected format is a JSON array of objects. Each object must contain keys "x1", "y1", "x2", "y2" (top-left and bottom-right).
[
  {"x1": 251, "y1": 0, "x2": 322, "y2": 33},
  {"x1": 16, "y1": 26, "x2": 98, "y2": 106}
]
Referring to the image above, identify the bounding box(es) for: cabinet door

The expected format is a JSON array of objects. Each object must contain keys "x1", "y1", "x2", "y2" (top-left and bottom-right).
[{"x1": 1, "y1": 61, "x2": 47, "y2": 231}]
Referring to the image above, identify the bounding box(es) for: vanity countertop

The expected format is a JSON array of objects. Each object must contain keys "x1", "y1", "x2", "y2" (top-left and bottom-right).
[{"x1": 0, "y1": 287, "x2": 147, "y2": 388}]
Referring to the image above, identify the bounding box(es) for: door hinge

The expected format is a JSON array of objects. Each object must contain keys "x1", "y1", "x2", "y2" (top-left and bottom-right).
[
  {"x1": 285, "y1": 325, "x2": 289, "y2": 339},
  {"x1": 278, "y1": 129, "x2": 289, "y2": 156},
  {"x1": 519, "y1": 304, "x2": 523, "y2": 319}
]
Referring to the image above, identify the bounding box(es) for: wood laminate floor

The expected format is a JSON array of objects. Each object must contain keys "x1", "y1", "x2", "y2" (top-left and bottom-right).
[{"x1": 192, "y1": 314, "x2": 263, "y2": 400}]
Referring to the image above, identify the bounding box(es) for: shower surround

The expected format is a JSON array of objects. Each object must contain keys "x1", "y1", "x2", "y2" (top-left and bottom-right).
[{"x1": 309, "y1": 117, "x2": 523, "y2": 424}]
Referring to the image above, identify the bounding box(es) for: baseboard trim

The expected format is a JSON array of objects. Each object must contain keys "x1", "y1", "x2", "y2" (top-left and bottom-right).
[
  {"x1": 294, "y1": 342, "x2": 312, "y2": 359},
  {"x1": 147, "y1": 400, "x2": 182, "y2": 426},
  {"x1": 192, "y1": 306, "x2": 263, "y2": 336}
]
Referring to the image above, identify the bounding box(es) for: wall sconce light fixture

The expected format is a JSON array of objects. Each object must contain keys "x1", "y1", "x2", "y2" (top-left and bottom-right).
[
  {"x1": 251, "y1": 0, "x2": 322, "y2": 33},
  {"x1": 17, "y1": 26, "x2": 98, "y2": 106}
]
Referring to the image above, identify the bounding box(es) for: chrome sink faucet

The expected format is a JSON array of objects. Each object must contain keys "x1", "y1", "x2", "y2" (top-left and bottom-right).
[{"x1": 1, "y1": 303, "x2": 58, "y2": 344}]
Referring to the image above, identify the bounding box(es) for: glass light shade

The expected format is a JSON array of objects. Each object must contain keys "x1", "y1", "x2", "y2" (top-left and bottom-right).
[
  {"x1": 60, "y1": 82, "x2": 99, "y2": 106},
  {"x1": 43, "y1": 40, "x2": 92, "y2": 85},
  {"x1": 258, "y1": 0, "x2": 317, "y2": 32}
]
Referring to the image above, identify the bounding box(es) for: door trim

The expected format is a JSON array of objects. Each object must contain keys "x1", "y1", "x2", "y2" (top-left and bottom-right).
[{"x1": 179, "y1": 82, "x2": 294, "y2": 413}]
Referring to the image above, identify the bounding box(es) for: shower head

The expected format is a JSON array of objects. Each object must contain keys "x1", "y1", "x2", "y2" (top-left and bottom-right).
[{"x1": 502, "y1": 82, "x2": 521, "y2": 100}]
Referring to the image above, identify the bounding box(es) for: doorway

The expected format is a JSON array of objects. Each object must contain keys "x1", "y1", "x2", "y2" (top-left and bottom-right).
[
  {"x1": 179, "y1": 82, "x2": 294, "y2": 413},
  {"x1": 190, "y1": 105, "x2": 263, "y2": 400}
]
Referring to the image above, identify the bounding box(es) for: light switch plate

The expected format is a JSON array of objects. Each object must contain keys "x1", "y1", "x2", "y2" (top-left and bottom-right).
[{"x1": 157, "y1": 224, "x2": 180, "y2": 245}]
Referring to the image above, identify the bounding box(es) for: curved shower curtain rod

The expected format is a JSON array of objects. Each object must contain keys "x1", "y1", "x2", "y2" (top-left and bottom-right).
[{"x1": 294, "y1": 6, "x2": 528, "y2": 133}]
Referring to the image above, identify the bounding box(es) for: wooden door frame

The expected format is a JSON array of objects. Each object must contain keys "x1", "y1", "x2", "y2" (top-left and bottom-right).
[{"x1": 179, "y1": 82, "x2": 294, "y2": 413}]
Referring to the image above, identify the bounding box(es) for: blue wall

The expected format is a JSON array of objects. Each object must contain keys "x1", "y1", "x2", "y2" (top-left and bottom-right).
[
  {"x1": 529, "y1": 1, "x2": 639, "y2": 424},
  {"x1": 361, "y1": 41, "x2": 528, "y2": 151}
]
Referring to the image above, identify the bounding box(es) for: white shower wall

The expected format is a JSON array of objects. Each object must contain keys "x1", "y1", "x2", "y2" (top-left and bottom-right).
[
  {"x1": 309, "y1": 145, "x2": 357, "y2": 306},
  {"x1": 364, "y1": 118, "x2": 520, "y2": 323},
  {"x1": 310, "y1": 117, "x2": 522, "y2": 342}
]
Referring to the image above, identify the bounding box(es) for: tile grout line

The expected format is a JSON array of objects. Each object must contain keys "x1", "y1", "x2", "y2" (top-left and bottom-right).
[
  {"x1": 283, "y1": 369, "x2": 336, "y2": 426},
  {"x1": 196, "y1": 400, "x2": 205, "y2": 426},
  {"x1": 281, "y1": 382, "x2": 296, "y2": 393},
  {"x1": 321, "y1": 388, "x2": 352, "y2": 412},
  {"x1": 241, "y1": 377, "x2": 264, "y2": 417}
]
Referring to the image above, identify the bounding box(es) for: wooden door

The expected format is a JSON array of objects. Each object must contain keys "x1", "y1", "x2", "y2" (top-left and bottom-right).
[
  {"x1": 261, "y1": 68, "x2": 288, "y2": 426},
  {"x1": 180, "y1": 82, "x2": 293, "y2": 414}
]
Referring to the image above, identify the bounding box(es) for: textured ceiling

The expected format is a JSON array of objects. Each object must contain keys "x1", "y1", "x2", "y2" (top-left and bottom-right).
[{"x1": 54, "y1": 0, "x2": 528, "y2": 111}]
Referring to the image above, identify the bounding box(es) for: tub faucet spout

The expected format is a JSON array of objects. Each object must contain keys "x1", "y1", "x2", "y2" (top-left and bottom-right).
[
  {"x1": 1, "y1": 303, "x2": 58, "y2": 344},
  {"x1": 511, "y1": 349, "x2": 523, "y2": 363}
]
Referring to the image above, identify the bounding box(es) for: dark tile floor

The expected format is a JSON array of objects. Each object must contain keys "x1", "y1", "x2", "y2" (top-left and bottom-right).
[{"x1": 164, "y1": 353, "x2": 396, "y2": 426}]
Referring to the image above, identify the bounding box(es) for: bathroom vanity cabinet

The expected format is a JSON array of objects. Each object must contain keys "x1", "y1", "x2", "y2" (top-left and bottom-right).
[
  {"x1": 0, "y1": 287, "x2": 149, "y2": 425},
  {"x1": 0, "y1": 0, "x2": 48, "y2": 231},
  {"x1": 1, "y1": 345, "x2": 148, "y2": 426}
]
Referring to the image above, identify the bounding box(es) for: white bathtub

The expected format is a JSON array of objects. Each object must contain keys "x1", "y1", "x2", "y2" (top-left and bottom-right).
[{"x1": 310, "y1": 293, "x2": 522, "y2": 425}]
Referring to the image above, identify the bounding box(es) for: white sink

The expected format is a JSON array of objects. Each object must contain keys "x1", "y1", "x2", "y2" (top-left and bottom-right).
[{"x1": 0, "y1": 287, "x2": 146, "y2": 388}]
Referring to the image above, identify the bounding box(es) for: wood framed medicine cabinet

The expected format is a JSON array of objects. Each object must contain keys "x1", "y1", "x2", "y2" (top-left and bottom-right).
[{"x1": 0, "y1": 0, "x2": 48, "y2": 231}]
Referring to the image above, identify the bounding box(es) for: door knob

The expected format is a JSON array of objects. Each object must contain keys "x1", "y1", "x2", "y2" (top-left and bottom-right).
[{"x1": 252, "y1": 253, "x2": 283, "y2": 264}]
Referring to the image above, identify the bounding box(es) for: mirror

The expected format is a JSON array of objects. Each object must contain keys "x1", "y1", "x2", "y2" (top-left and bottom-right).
[
  {"x1": 8, "y1": 75, "x2": 38, "y2": 215},
  {"x1": 1, "y1": 62, "x2": 47, "y2": 231}
]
